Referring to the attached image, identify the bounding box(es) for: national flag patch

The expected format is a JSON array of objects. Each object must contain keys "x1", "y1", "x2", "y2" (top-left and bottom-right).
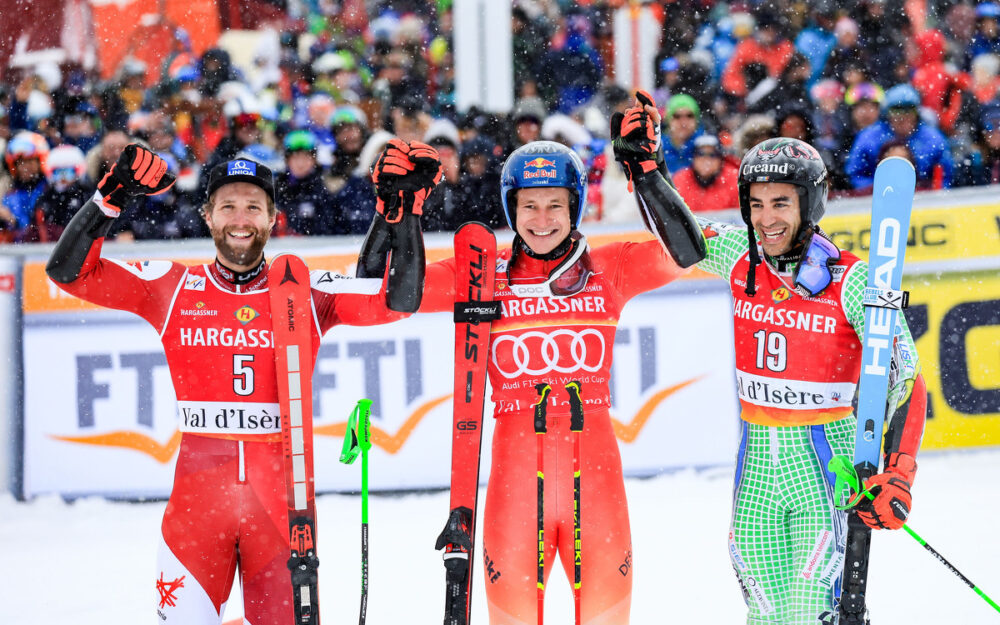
[{"x1": 110, "y1": 258, "x2": 173, "y2": 281}]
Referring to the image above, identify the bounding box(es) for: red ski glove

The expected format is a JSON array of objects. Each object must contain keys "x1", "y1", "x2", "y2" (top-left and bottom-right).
[
  {"x1": 95, "y1": 143, "x2": 175, "y2": 216},
  {"x1": 856, "y1": 452, "x2": 916, "y2": 530},
  {"x1": 371, "y1": 139, "x2": 443, "y2": 223},
  {"x1": 610, "y1": 90, "x2": 663, "y2": 192}
]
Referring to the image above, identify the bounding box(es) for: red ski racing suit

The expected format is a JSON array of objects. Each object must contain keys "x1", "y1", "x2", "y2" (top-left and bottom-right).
[
  {"x1": 48, "y1": 215, "x2": 405, "y2": 624},
  {"x1": 422, "y1": 236, "x2": 688, "y2": 625}
]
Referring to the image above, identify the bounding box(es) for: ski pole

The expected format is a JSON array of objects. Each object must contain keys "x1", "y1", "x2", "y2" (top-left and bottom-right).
[
  {"x1": 340, "y1": 398, "x2": 373, "y2": 625},
  {"x1": 534, "y1": 383, "x2": 552, "y2": 625},
  {"x1": 565, "y1": 381, "x2": 584, "y2": 625},
  {"x1": 829, "y1": 455, "x2": 1000, "y2": 614}
]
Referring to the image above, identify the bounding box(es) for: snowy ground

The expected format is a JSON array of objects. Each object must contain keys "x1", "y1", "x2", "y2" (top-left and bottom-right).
[{"x1": 2, "y1": 448, "x2": 999, "y2": 624}]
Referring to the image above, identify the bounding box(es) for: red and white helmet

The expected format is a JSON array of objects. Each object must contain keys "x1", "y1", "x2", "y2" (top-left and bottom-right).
[
  {"x1": 44, "y1": 144, "x2": 87, "y2": 180},
  {"x1": 5, "y1": 131, "x2": 49, "y2": 172}
]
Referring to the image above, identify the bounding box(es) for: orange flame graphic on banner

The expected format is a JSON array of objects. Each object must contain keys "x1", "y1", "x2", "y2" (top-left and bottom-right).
[{"x1": 52, "y1": 430, "x2": 183, "y2": 463}]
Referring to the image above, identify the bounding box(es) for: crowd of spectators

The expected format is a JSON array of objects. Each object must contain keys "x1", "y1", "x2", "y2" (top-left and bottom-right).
[{"x1": 2, "y1": 0, "x2": 1000, "y2": 244}]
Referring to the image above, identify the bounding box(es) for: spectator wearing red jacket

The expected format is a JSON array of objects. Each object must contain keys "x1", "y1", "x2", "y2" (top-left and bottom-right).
[
  {"x1": 721, "y1": 10, "x2": 795, "y2": 99},
  {"x1": 912, "y1": 28, "x2": 971, "y2": 134},
  {"x1": 672, "y1": 135, "x2": 739, "y2": 212}
]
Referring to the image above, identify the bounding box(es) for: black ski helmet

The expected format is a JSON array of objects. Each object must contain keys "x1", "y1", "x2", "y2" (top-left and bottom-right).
[
  {"x1": 738, "y1": 137, "x2": 828, "y2": 229},
  {"x1": 737, "y1": 137, "x2": 829, "y2": 296}
]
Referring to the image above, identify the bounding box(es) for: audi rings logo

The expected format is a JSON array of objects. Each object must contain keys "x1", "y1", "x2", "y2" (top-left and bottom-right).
[{"x1": 491, "y1": 329, "x2": 606, "y2": 379}]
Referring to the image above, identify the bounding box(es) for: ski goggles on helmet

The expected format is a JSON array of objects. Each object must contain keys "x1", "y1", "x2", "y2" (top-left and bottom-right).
[
  {"x1": 508, "y1": 233, "x2": 594, "y2": 298},
  {"x1": 49, "y1": 167, "x2": 80, "y2": 186},
  {"x1": 793, "y1": 231, "x2": 840, "y2": 297},
  {"x1": 284, "y1": 129, "x2": 317, "y2": 153}
]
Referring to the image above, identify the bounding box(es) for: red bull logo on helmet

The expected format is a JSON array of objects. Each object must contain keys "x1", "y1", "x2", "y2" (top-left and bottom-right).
[
  {"x1": 522, "y1": 156, "x2": 557, "y2": 180},
  {"x1": 524, "y1": 157, "x2": 556, "y2": 168}
]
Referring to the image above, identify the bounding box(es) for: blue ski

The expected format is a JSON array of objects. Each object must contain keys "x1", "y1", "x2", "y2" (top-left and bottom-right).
[{"x1": 838, "y1": 156, "x2": 916, "y2": 625}]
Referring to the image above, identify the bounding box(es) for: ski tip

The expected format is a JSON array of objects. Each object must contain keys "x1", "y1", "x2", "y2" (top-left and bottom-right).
[
  {"x1": 876, "y1": 155, "x2": 916, "y2": 171},
  {"x1": 454, "y1": 221, "x2": 496, "y2": 240},
  {"x1": 872, "y1": 156, "x2": 916, "y2": 195},
  {"x1": 270, "y1": 252, "x2": 309, "y2": 270}
]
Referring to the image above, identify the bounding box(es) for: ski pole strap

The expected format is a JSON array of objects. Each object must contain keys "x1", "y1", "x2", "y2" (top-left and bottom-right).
[
  {"x1": 829, "y1": 455, "x2": 877, "y2": 510},
  {"x1": 862, "y1": 286, "x2": 909, "y2": 310},
  {"x1": 454, "y1": 300, "x2": 502, "y2": 323},
  {"x1": 534, "y1": 384, "x2": 552, "y2": 434},
  {"x1": 830, "y1": 457, "x2": 1000, "y2": 614},
  {"x1": 340, "y1": 399, "x2": 373, "y2": 465},
  {"x1": 565, "y1": 381, "x2": 584, "y2": 432}
]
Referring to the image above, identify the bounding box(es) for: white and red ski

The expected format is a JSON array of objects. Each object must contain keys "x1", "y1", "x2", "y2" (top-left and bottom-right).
[
  {"x1": 435, "y1": 222, "x2": 501, "y2": 625},
  {"x1": 270, "y1": 254, "x2": 320, "y2": 625}
]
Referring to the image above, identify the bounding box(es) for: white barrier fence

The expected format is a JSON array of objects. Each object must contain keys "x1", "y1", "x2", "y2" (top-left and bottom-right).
[{"x1": 7, "y1": 187, "x2": 1000, "y2": 499}]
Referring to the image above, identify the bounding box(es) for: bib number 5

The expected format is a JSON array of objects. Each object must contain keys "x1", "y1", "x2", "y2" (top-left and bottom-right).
[{"x1": 233, "y1": 354, "x2": 255, "y2": 396}]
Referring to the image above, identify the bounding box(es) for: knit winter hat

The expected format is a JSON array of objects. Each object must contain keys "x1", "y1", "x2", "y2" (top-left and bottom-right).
[{"x1": 666, "y1": 94, "x2": 700, "y2": 120}]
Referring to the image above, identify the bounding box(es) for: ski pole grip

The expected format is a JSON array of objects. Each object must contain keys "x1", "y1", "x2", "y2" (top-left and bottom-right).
[
  {"x1": 533, "y1": 384, "x2": 551, "y2": 434},
  {"x1": 566, "y1": 380, "x2": 584, "y2": 432}
]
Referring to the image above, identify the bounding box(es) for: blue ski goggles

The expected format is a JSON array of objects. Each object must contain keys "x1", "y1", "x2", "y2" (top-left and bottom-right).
[
  {"x1": 793, "y1": 231, "x2": 840, "y2": 297},
  {"x1": 49, "y1": 167, "x2": 80, "y2": 185}
]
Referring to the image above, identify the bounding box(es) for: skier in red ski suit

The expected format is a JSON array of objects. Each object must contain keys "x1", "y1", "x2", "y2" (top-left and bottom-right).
[
  {"x1": 419, "y1": 93, "x2": 706, "y2": 625},
  {"x1": 45, "y1": 142, "x2": 441, "y2": 624}
]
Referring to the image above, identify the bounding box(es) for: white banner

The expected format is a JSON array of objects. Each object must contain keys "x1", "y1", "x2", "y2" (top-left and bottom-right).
[
  {"x1": 22, "y1": 283, "x2": 740, "y2": 498},
  {"x1": 453, "y1": 0, "x2": 513, "y2": 113},
  {"x1": 614, "y1": 5, "x2": 662, "y2": 93}
]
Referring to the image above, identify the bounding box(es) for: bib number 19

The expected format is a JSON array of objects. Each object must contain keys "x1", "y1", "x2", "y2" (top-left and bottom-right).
[{"x1": 753, "y1": 329, "x2": 787, "y2": 372}]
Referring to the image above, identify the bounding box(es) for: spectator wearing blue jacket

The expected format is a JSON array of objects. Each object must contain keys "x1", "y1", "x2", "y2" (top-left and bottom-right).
[
  {"x1": 794, "y1": 5, "x2": 838, "y2": 87},
  {"x1": 845, "y1": 84, "x2": 953, "y2": 189},
  {"x1": 662, "y1": 93, "x2": 704, "y2": 174},
  {"x1": 965, "y1": 3, "x2": 1000, "y2": 70}
]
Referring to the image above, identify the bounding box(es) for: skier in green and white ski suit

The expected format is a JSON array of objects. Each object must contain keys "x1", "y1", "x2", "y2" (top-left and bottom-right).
[{"x1": 651, "y1": 138, "x2": 928, "y2": 623}]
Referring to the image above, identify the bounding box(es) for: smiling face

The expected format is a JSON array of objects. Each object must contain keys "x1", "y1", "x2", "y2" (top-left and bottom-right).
[
  {"x1": 203, "y1": 182, "x2": 276, "y2": 271},
  {"x1": 748, "y1": 182, "x2": 802, "y2": 256},
  {"x1": 514, "y1": 186, "x2": 573, "y2": 256}
]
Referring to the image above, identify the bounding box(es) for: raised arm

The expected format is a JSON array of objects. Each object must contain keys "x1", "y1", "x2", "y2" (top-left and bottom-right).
[
  {"x1": 45, "y1": 144, "x2": 183, "y2": 326},
  {"x1": 356, "y1": 139, "x2": 442, "y2": 313},
  {"x1": 610, "y1": 90, "x2": 706, "y2": 268}
]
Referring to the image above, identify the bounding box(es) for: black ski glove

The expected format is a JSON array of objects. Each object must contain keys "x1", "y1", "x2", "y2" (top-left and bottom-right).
[
  {"x1": 371, "y1": 139, "x2": 443, "y2": 223},
  {"x1": 611, "y1": 90, "x2": 667, "y2": 191},
  {"x1": 96, "y1": 143, "x2": 175, "y2": 216}
]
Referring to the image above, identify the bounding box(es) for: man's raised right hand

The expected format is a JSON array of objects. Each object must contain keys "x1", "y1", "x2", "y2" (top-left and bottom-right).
[{"x1": 95, "y1": 143, "x2": 175, "y2": 217}]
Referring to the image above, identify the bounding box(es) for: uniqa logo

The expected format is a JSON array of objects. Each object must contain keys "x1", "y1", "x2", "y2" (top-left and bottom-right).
[{"x1": 227, "y1": 159, "x2": 255, "y2": 176}]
